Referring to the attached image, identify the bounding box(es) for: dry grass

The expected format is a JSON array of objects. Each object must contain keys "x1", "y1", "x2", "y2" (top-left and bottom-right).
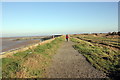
[
  {"x1": 2, "y1": 36, "x2": 64, "y2": 78},
  {"x1": 71, "y1": 35, "x2": 120, "y2": 79}
]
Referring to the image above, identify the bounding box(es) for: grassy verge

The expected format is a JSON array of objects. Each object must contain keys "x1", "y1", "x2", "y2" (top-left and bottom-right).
[
  {"x1": 2, "y1": 36, "x2": 64, "y2": 78},
  {"x1": 72, "y1": 34, "x2": 120, "y2": 49},
  {"x1": 71, "y1": 38, "x2": 120, "y2": 78}
]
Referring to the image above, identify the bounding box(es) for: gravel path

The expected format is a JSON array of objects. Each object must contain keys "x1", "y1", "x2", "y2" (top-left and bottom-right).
[{"x1": 45, "y1": 41, "x2": 108, "y2": 78}]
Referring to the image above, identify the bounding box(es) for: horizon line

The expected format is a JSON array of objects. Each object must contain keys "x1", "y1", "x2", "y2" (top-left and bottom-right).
[{"x1": 1, "y1": 32, "x2": 117, "y2": 38}]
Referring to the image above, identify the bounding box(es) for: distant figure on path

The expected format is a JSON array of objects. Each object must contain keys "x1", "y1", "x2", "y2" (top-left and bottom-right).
[
  {"x1": 52, "y1": 35, "x2": 54, "y2": 38},
  {"x1": 66, "y1": 34, "x2": 69, "y2": 41}
]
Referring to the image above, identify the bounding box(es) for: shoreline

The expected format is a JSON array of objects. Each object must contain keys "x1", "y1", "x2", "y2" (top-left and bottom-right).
[
  {"x1": 1, "y1": 36, "x2": 53, "y2": 52},
  {"x1": 0, "y1": 40, "x2": 41, "y2": 55},
  {"x1": 2, "y1": 39, "x2": 41, "y2": 52},
  {"x1": 0, "y1": 38, "x2": 55, "y2": 58}
]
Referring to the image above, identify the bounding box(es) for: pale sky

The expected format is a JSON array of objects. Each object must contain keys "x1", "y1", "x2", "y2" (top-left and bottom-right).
[{"x1": 2, "y1": 1, "x2": 118, "y2": 37}]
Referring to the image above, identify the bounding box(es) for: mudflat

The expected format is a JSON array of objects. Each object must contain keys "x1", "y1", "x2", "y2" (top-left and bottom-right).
[{"x1": 1, "y1": 38, "x2": 41, "y2": 52}]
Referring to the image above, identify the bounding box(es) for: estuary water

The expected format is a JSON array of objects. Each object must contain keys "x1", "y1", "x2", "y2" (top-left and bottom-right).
[{"x1": 0, "y1": 38, "x2": 42, "y2": 53}]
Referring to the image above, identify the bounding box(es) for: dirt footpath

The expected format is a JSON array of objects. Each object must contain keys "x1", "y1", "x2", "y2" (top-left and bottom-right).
[{"x1": 45, "y1": 41, "x2": 108, "y2": 78}]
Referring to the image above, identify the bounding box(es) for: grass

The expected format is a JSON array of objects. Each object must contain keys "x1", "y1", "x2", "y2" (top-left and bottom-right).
[
  {"x1": 71, "y1": 37, "x2": 120, "y2": 78},
  {"x1": 72, "y1": 34, "x2": 120, "y2": 49},
  {"x1": 2, "y1": 36, "x2": 64, "y2": 78}
]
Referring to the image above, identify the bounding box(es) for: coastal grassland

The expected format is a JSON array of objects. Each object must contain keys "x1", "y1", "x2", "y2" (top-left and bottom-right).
[
  {"x1": 71, "y1": 34, "x2": 120, "y2": 49},
  {"x1": 70, "y1": 37, "x2": 120, "y2": 78},
  {"x1": 2, "y1": 36, "x2": 64, "y2": 78}
]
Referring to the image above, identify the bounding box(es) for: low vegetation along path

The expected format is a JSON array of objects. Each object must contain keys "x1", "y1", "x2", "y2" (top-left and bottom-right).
[{"x1": 45, "y1": 41, "x2": 107, "y2": 78}]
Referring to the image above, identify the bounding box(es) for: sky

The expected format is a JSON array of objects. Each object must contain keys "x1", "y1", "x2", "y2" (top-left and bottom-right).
[{"x1": 2, "y1": 2, "x2": 118, "y2": 37}]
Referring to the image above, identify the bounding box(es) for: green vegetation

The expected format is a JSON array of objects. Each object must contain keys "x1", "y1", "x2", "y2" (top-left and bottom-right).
[
  {"x1": 2, "y1": 36, "x2": 64, "y2": 78},
  {"x1": 70, "y1": 37, "x2": 120, "y2": 78},
  {"x1": 71, "y1": 34, "x2": 120, "y2": 49},
  {"x1": 13, "y1": 36, "x2": 52, "y2": 41}
]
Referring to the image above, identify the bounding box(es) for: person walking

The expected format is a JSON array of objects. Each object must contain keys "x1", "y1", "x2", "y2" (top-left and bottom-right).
[{"x1": 66, "y1": 34, "x2": 69, "y2": 42}]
